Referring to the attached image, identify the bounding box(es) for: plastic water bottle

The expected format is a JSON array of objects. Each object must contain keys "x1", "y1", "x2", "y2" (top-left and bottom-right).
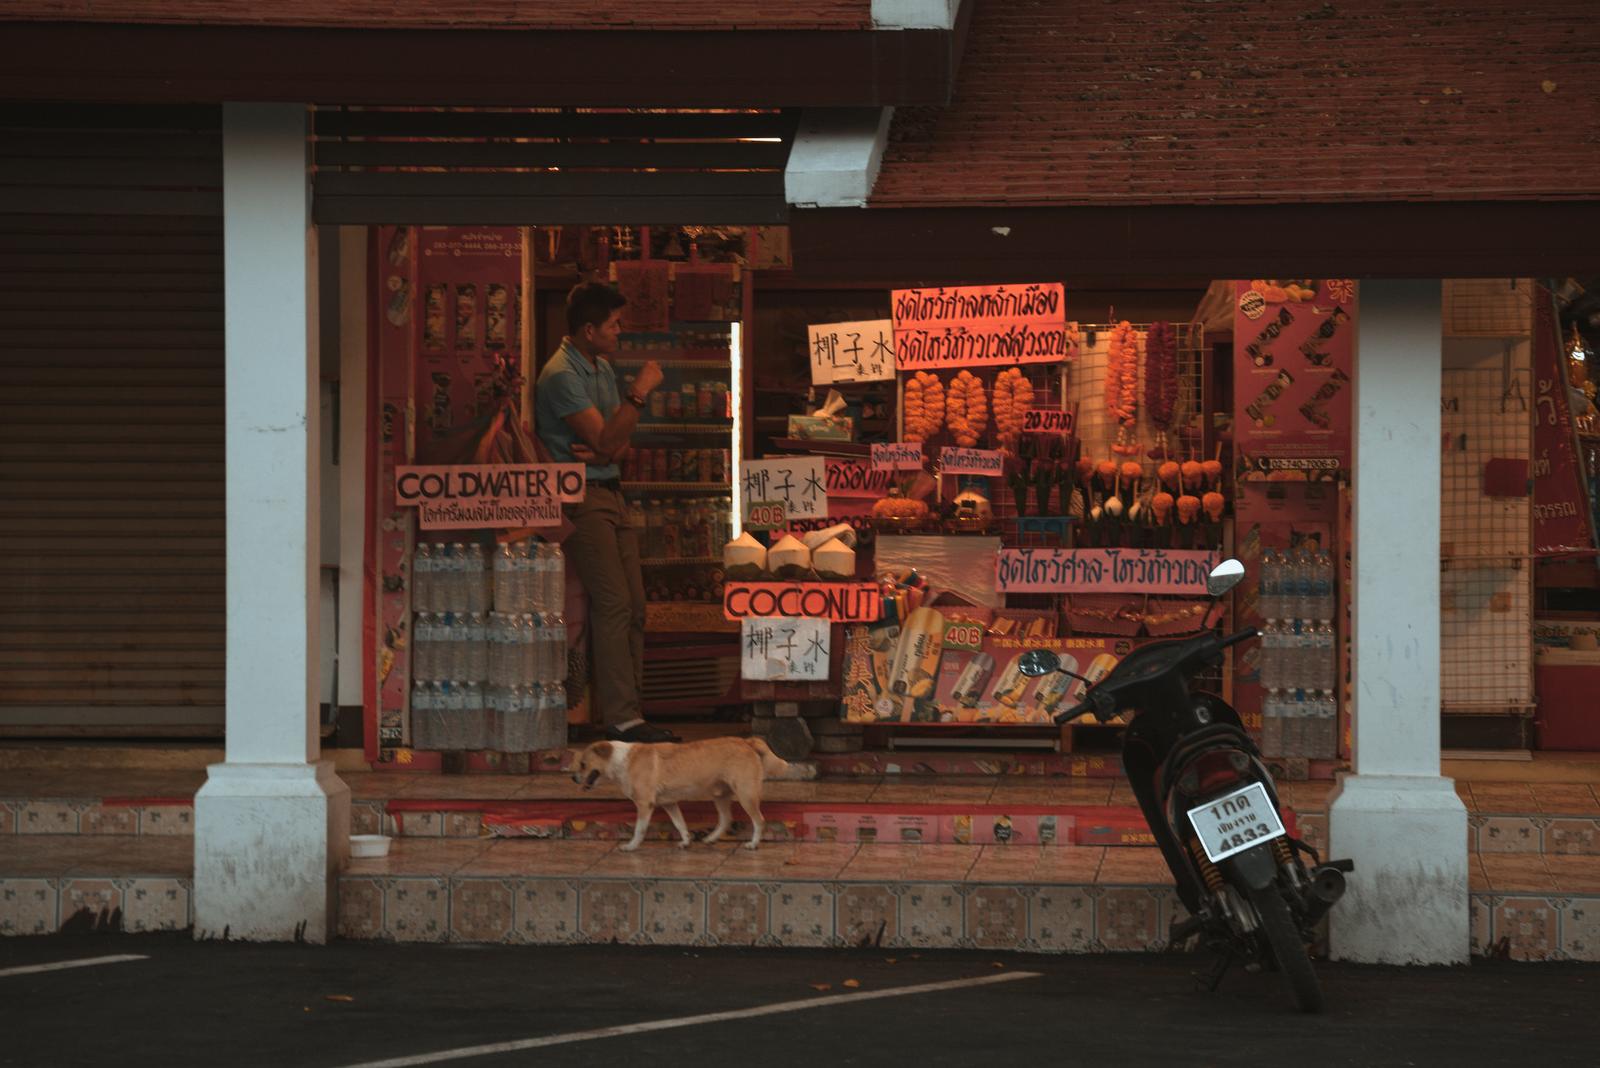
[
  {"x1": 411, "y1": 678, "x2": 430, "y2": 716},
  {"x1": 1295, "y1": 549, "x2": 1316, "y2": 623},
  {"x1": 493, "y1": 544, "x2": 516, "y2": 612},
  {"x1": 1259, "y1": 550, "x2": 1281, "y2": 621},
  {"x1": 519, "y1": 613, "x2": 537, "y2": 689},
  {"x1": 548, "y1": 616, "x2": 567, "y2": 683},
  {"x1": 1262, "y1": 689, "x2": 1283, "y2": 754},
  {"x1": 413, "y1": 542, "x2": 434, "y2": 613},
  {"x1": 1312, "y1": 620, "x2": 1335, "y2": 691},
  {"x1": 466, "y1": 612, "x2": 487, "y2": 683},
  {"x1": 1313, "y1": 551, "x2": 1334, "y2": 620}
]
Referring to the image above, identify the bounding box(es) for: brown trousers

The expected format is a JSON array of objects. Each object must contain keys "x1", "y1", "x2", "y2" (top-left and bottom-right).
[{"x1": 563, "y1": 484, "x2": 644, "y2": 725}]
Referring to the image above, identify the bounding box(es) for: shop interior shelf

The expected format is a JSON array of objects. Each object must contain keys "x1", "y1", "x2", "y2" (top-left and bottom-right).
[
  {"x1": 623, "y1": 481, "x2": 731, "y2": 491},
  {"x1": 636, "y1": 422, "x2": 733, "y2": 434},
  {"x1": 613, "y1": 355, "x2": 731, "y2": 368},
  {"x1": 640, "y1": 555, "x2": 722, "y2": 567}
]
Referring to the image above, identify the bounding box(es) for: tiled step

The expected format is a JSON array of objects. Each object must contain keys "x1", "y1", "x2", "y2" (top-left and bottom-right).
[{"x1": 4, "y1": 834, "x2": 1598, "y2": 960}]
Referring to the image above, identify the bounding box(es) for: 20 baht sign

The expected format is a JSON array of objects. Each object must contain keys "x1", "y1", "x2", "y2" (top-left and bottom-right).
[{"x1": 396, "y1": 464, "x2": 586, "y2": 529}]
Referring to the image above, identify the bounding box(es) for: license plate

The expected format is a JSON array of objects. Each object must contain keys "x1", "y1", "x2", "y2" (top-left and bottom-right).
[{"x1": 1187, "y1": 781, "x2": 1286, "y2": 863}]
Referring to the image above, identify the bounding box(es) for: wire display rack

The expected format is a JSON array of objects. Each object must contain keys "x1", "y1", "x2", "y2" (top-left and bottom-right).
[{"x1": 1439, "y1": 350, "x2": 1535, "y2": 713}]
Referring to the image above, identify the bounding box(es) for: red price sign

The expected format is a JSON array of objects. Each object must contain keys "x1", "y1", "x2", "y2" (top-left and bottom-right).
[
  {"x1": 1022, "y1": 409, "x2": 1074, "y2": 435},
  {"x1": 745, "y1": 500, "x2": 787, "y2": 532}
]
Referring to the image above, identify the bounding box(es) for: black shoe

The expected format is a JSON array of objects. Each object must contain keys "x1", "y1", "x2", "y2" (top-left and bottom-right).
[{"x1": 605, "y1": 722, "x2": 681, "y2": 743}]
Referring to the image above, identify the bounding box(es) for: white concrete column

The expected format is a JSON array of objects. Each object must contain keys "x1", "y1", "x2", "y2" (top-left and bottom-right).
[
  {"x1": 1328, "y1": 279, "x2": 1468, "y2": 965},
  {"x1": 785, "y1": 109, "x2": 894, "y2": 209},
  {"x1": 194, "y1": 103, "x2": 349, "y2": 942}
]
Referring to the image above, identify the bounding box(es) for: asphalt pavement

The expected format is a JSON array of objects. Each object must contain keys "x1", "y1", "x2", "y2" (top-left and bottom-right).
[{"x1": 1, "y1": 933, "x2": 1594, "y2": 1068}]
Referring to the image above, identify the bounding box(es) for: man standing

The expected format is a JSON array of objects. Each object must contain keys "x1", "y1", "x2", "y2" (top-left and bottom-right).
[{"x1": 536, "y1": 282, "x2": 678, "y2": 743}]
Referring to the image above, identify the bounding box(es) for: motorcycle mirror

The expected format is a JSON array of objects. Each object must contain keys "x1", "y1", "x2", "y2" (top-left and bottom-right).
[
  {"x1": 1017, "y1": 650, "x2": 1061, "y2": 677},
  {"x1": 1206, "y1": 558, "x2": 1246, "y2": 598}
]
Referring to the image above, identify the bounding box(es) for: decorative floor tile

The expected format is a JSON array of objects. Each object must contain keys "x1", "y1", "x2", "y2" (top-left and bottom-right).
[
  {"x1": 1033, "y1": 847, "x2": 1105, "y2": 884},
  {"x1": 350, "y1": 803, "x2": 383, "y2": 836},
  {"x1": 397, "y1": 811, "x2": 446, "y2": 837},
  {"x1": 896, "y1": 884, "x2": 965, "y2": 949},
  {"x1": 1559, "y1": 896, "x2": 1600, "y2": 962},
  {"x1": 0, "y1": 804, "x2": 14, "y2": 835},
  {"x1": 445, "y1": 812, "x2": 484, "y2": 838},
  {"x1": 384, "y1": 878, "x2": 449, "y2": 942},
  {"x1": 1470, "y1": 894, "x2": 1491, "y2": 955},
  {"x1": 1468, "y1": 856, "x2": 1490, "y2": 892},
  {"x1": 1471, "y1": 785, "x2": 1536, "y2": 811},
  {"x1": 1546, "y1": 855, "x2": 1600, "y2": 893},
  {"x1": 641, "y1": 881, "x2": 706, "y2": 945},
  {"x1": 337, "y1": 878, "x2": 386, "y2": 940},
  {"x1": 123, "y1": 878, "x2": 191, "y2": 932},
  {"x1": 770, "y1": 883, "x2": 834, "y2": 947},
  {"x1": 513, "y1": 879, "x2": 580, "y2": 944},
  {"x1": 1545, "y1": 819, "x2": 1600, "y2": 856},
  {"x1": 966, "y1": 886, "x2": 1027, "y2": 949},
  {"x1": 1294, "y1": 813, "x2": 1328, "y2": 857},
  {"x1": 1481, "y1": 854, "x2": 1555, "y2": 892},
  {"x1": 589, "y1": 843, "x2": 733, "y2": 879},
  {"x1": 59, "y1": 878, "x2": 121, "y2": 931},
  {"x1": 1095, "y1": 887, "x2": 1162, "y2": 951},
  {"x1": 1029, "y1": 885, "x2": 1095, "y2": 952},
  {"x1": 139, "y1": 805, "x2": 193, "y2": 837},
  {"x1": 1493, "y1": 897, "x2": 1559, "y2": 961},
  {"x1": 707, "y1": 883, "x2": 768, "y2": 946},
  {"x1": 0, "y1": 879, "x2": 57, "y2": 936},
  {"x1": 1476, "y1": 816, "x2": 1540, "y2": 854},
  {"x1": 1530, "y1": 785, "x2": 1600, "y2": 815},
  {"x1": 580, "y1": 880, "x2": 642, "y2": 943},
  {"x1": 836, "y1": 883, "x2": 897, "y2": 947},
  {"x1": 450, "y1": 878, "x2": 514, "y2": 942},
  {"x1": 463, "y1": 840, "x2": 610, "y2": 877},
  {"x1": 79, "y1": 805, "x2": 138, "y2": 836},
  {"x1": 1094, "y1": 848, "x2": 1173, "y2": 886},
  {"x1": 18, "y1": 802, "x2": 81, "y2": 835}
]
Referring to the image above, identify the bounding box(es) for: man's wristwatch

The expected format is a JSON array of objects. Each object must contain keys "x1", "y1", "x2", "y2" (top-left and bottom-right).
[{"x1": 625, "y1": 391, "x2": 647, "y2": 410}]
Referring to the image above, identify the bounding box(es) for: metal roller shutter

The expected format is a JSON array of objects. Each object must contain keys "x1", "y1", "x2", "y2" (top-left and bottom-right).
[{"x1": 0, "y1": 105, "x2": 225, "y2": 735}]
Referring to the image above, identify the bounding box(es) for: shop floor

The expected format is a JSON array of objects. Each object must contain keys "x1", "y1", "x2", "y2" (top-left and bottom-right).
[{"x1": 4, "y1": 835, "x2": 1599, "y2": 960}]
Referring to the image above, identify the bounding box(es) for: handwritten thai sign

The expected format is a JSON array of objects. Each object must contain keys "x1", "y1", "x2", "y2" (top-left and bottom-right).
[
  {"x1": 1023, "y1": 409, "x2": 1075, "y2": 435},
  {"x1": 741, "y1": 457, "x2": 827, "y2": 521},
  {"x1": 724, "y1": 581, "x2": 882, "y2": 622},
  {"x1": 395, "y1": 463, "x2": 584, "y2": 529},
  {"x1": 807, "y1": 319, "x2": 896, "y2": 384},
  {"x1": 938, "y1": 447, "x2": 1005, "y2": 477},
  {"x1": 742, "y1": 617, "x2": 830, "y2": 681},
  {"x1": 825, "y1": 456, "x2": 896, "y2": 498},
  {"x1": 892, "y1": 283, "x2": 1070, "y2": 370},
  {"x1": 871, "y1": 442, "x2": 924, "y2": 472},
  {"x1": 996, "y1": 548, "x2": 1222, "y2": 594}
]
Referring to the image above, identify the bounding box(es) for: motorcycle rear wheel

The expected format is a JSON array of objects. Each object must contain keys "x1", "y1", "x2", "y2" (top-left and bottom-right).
[{"x1": 1246, "y1": 883, "x2": 1322, "y2": 1013}]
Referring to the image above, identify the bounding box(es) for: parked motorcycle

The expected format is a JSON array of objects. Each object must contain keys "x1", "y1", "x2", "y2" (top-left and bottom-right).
[{"x1": 1017, "y1": 559, "x2": 1352, "y2": 1012}]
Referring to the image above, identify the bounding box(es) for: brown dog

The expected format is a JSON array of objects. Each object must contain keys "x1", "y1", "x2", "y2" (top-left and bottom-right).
[{"x1": 570, "y1": 737, "x2": 805, "y2": 851}]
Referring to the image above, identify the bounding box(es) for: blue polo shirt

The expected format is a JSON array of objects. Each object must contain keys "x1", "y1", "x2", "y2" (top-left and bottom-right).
[{"x1": 535, "y1": 338, "x2": 622, "y2": 481}]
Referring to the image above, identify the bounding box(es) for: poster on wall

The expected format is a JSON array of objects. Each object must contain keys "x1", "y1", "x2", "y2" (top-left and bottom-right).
[
  {"x1": 1232, "y1": 280, "x2": 1356, "y2": 480},
  {"x1": 840, "y1": 613, "x2": 1133, "y2": 726},
  {"x1": 1532, "y1": 292, "x2": 1597, "y2": 556},
  {"x1": 414, "y1": 227, "x2": 523, "y2": 452}
]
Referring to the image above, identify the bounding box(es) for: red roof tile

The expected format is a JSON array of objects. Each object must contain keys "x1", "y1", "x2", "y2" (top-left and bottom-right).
[
  {"x1": 1, "y1": 0, "x2": 873, "y2": 31},
  {"x1": 873, "y1": 0, "x2": 1600, "y2": 206}
]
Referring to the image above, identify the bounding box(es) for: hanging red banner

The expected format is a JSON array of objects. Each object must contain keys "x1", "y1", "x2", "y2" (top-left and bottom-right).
[{"x1": 1532, "y1": 292, "x2": 1596, "y2": 556}]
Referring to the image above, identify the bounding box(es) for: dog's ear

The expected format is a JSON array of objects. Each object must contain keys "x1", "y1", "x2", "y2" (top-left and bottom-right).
[{"x1": 591, "y1": 741, "x2": 613, "y2": 761}]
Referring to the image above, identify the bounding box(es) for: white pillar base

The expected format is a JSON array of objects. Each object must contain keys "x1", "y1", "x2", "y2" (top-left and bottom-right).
[
  {"x1": 1327, "y1": 773, "x2": 1469, "y2": 965},
  {"x1": 194, "y1": 761, "x2": 350, "y2": 943}
]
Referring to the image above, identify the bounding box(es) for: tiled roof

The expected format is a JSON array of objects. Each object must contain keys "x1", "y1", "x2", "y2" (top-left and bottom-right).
[
  {"x1": 0, "y1": 1, "x2": 874, "y2": 30},
  {"x1": 873, "y1": 0, "x2": 1600, "y2": 206}
]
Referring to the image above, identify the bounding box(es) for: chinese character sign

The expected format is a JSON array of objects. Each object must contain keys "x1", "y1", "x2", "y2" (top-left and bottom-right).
[
  {"x1": 807, "y1": 319, "x2": 896, "y2": 384},
  {"x1": 741, "y1": 457, "x2": 828, "y2": 521},
  {"x1": 741, "y1": 617, "x2": 831, "y2": 681}
]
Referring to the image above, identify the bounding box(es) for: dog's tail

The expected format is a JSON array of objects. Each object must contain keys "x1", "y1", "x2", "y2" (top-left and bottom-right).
[{"x1": 748, "y1": 737, "x2": 818, "y2": 780}]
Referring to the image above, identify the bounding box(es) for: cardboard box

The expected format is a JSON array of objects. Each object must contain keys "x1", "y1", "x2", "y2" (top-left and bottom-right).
[{"x1": 786, "y1": 414, "x2": 855, "y2": 441}]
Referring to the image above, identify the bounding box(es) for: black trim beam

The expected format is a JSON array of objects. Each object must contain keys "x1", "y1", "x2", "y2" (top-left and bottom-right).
[
  {"x1": 789, "y1": 203, "x2": 1600, "y2": 281},
  {"x1": 313, "y1": 195, "x2": 787, "y2": 226},
  {"x1": 0, "y1": 23, "x2": 961, "y2": 107}
]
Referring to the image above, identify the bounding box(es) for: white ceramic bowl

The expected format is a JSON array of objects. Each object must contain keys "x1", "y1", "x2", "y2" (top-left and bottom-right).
[{"x1": 350, "y1": 834, "x2": 391, "y2": 858}]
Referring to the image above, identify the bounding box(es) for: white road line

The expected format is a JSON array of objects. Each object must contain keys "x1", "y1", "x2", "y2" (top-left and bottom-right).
[
  {"x1": 335, "y1": 970, "x2": 1042, "y2": 1068},
  {"x1": 0, "y1": 954, "x2": 148, "y2": 979}
]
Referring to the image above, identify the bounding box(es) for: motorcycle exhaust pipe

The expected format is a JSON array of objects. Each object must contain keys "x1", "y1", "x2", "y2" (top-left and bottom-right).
[{"x1": 1300, "y1": 865, "x2": 1347, "y2": 926}]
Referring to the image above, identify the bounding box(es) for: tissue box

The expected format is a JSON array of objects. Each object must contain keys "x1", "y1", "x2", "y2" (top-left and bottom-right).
[{"x1": 787, "y1": 415, "x2": 855, "y2": 441}]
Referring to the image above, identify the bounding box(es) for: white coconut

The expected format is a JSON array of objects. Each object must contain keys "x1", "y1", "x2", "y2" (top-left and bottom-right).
[
  {"x1": 812, "y1": 537, "x2": 857, "y2": 580},
  {"x1": 767, "y1": 533, "x2": 812, "y2": 577},
  {"x1": 723, "y1": 532, "x2": 768, "y2": 578}
]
